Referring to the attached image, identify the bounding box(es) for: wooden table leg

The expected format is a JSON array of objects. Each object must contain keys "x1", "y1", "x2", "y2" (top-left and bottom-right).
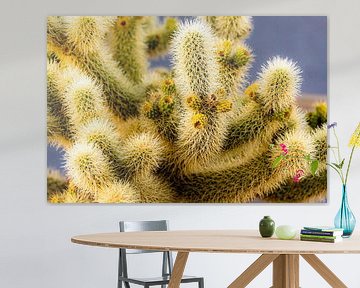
[
  {"x1": 168, "y1": 252, "x2": 189, "y2": 288},
  {"x1": 228, "y1": 254, "x2": 279, "y2": 288},
  {"x1": 272, "y1": 254, "x2": 299, "y2": 288},
  {"x1": 301, "y1": 254, "x2": 347, "y2": 288}
]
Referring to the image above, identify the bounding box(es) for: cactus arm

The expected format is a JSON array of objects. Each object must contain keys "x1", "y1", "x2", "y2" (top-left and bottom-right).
[
  {"x1": 47, "y1": 16, "x2": 141, "y2": 120},
  {"x1": 201, "y1": 16, "x2": 253, "y2": 41},
  {"x1": 71, "y1": 48, "x2": 141, "y2": 119},
  {"x1": 47, "y1": 169, "x2": 68, "y2": 197},
  {"x1": 96, "y1": 181, "x2": 141, "y2": 203},
  {"x1": 215, "y1": 16, "x2": 253, "y2": 41},
  {"x1": 224, "y1": 57, "x2": 303, "y2": 150},
  {"x1": 170, "y1": 20, "x2": 233, "y2": 173},
  {"x1": 258, "y1": 56, "x2": 302, "y2": 114},
  {"x1": 63, "y1": 70, "x2": 107, "y2": 127},
  {"x1": 48, "y1": 181, "x2": 93, "y2": 203},
  {"x1": 171, "y1": 19, "x2": 219, "y2": 98},
  {"x1": 132, "y1": 174, "x2": 177, "y2": 203},
  {"x1": 142, "y1": 79, "x2": 179, "y2": 143},
  {"x1": 265, "y1": 170, "x2": 327, "y2": 203},
  {"x1": 65, "y1": 142, "x2": 117, "y2": 197},
  {"x1": 47, "y1": 60, "x2": 73, "y2": 148},
  {"x1": 216, "y1": 40, "x2": 253, "y2": 95},
  {"x1": 47, "y1": 16, "x2": 67, "y2": 47},
  {"x1": 263, "y1": 125, "x2": 327, "y2": 202},
  {"x1": 174, "y1": 129, "x2": 314, "y2": 202},
  {"x1": 119, "y1": 132, "x2": 165, "y2": 178},
  {"x1": 77, "y1": 118, "x2": 125, "y2": 176},
  {"x1": 145, "y1": 17, "x2": 178, "y2": 59},
  {"x1": 109, "y1": 16, "x2": 148, "y2": 84},
  {"x1": 306, "y1": 102, "x2": 327, "y2": 129}
]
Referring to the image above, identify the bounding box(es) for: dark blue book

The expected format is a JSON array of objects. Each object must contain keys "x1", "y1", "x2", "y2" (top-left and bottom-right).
[{"x1": 301, "y1": 226, "x2": 343, "y2": 237}]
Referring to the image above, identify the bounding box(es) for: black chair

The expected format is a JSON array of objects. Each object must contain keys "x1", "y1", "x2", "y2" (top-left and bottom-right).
[{"x1": 118, "y1": 220, "x2": 204, "y2": 288}]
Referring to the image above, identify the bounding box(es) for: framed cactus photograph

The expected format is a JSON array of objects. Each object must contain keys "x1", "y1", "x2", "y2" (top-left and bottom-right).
[{"x1": 47, "y1": 16, "x2": 327, "y2": 203}]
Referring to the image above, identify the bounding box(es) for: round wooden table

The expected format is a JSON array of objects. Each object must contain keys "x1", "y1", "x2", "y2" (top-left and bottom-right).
[{"x1": 72, "y1": 230, "x2": 360, "y2": 288}]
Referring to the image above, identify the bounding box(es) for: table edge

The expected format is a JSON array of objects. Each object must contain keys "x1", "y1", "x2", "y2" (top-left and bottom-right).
[{"x1": 71, "y1": 236, "x2": 360, "y2": 255}]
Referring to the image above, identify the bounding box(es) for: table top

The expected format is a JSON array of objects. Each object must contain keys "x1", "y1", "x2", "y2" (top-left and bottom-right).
[{"x1": 71, "y1": 230, "x2": 360, "y2": 254}]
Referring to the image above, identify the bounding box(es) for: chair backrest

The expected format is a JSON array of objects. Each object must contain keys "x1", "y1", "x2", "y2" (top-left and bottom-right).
[
  {"x1": 118, "y1": 220, "x2": 174, "y2": 281},
  {"x1": 119, "y1": 220, "x2": 169, "y2": 254}
]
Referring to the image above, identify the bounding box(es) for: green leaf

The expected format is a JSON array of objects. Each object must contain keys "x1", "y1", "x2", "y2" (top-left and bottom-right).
[
  {"x1": 310, "y1": 160, "x2": 319, "y2": 176},
  {"x1": 339, "y1": 158, "x2": 345, "y2": 169},
  {"x1": 304, "y1": 154, "x2": 311, "y2": 161},
  {"x1": 272, "y1": 155, "x2": 284, "y2": 168},
  {"x1": 332, "y1": 162, "x2": 341, "y2": 169}
]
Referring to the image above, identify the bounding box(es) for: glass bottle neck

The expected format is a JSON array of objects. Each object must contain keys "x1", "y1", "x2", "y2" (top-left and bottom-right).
[{"x1": 342, "y1": 184, "x2": 348, "y2": 203}]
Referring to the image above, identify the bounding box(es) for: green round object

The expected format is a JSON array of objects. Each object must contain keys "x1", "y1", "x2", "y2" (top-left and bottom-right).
[
  {"x1": 275, "y1": 225, "x2": 297, "y2": 240},
  {"x1": 259, "y1": 216, "x2": 275, "y2": 238}
]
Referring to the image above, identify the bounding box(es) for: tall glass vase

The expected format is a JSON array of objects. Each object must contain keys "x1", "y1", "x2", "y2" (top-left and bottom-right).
[{"x1": 334, "y1": 185, "x2": 356, "y2": 237}]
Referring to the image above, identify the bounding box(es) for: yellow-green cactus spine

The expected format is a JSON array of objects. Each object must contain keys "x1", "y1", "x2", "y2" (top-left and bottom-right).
[{"x1": 109, "y1": 16, "x2": 147, "y2": 84}]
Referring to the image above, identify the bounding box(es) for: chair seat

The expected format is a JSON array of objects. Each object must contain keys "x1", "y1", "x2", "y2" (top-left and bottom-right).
[{"x1": 119, "y1": 275, "x2": 202, "y2": 285}]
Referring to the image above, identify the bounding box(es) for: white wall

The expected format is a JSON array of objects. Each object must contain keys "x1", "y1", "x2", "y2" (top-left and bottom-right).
[{"x1": 1, "y1": 0, "x2": 360, "y2": 287}]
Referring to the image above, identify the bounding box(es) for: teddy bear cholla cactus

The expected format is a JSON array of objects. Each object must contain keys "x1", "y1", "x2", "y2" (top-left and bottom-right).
[{"x1": 47, "y1": 16, "x2": 327, "y2": 203}]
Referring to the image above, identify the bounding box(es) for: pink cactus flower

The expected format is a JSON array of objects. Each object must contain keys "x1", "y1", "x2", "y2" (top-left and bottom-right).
[
  {"x1": 280, "y1": 143, "x2": 288, "y2": 155},
  {"x1": 293, "y1": 169, "x2": 305, "y2": 183}
]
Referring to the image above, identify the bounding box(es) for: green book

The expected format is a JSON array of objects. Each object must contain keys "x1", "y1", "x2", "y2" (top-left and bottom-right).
[
  {"x1": 300, "y1": 236, "x2": 343, "y2": 243},
  {"x1": 300, "y1": 234, "x2": 340, "y2": 240}
]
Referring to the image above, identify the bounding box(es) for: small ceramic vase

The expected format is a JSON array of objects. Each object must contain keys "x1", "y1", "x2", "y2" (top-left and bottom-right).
[{"x1": 259, "y1": 216, "x2": 275, "y2": 238}]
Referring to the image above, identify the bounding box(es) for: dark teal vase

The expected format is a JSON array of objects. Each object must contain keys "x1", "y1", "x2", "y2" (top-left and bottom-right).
[
  {"x1": 259, "y1": 216, "x2": 275, "y2": 238},
  {"x1": 334, "y1": 185, "x2": 356, "y2": 238}
]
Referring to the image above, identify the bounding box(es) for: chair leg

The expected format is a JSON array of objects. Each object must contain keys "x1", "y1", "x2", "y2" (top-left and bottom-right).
[{"x1": 199, "y1": 278, "x2": 204, "y2": 288}]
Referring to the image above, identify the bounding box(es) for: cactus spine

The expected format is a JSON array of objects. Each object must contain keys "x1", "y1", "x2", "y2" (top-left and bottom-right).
[{"x1": 48, "y1": 16, "x2": 327, "y2": 203}]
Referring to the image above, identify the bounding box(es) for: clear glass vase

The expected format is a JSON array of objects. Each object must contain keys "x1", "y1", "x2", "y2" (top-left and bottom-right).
[{"x1": 334, "y1": 185, "x2": 356, "y2": 237}]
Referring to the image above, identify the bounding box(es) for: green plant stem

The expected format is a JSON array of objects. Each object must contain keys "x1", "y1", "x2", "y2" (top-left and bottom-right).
[
  {"x1": 344, "y1": 129, "x2": 360, "y2": 185},
  {"x1": 333, "y1": 127, "x2": 342, "y2": 163},
  {"x1": 345, "y1": 145, "x2": 356, "y2": 185},
  {"x1": 330, "y1": 148, "x2": 339, "y2": 164},
  {"x1": 332, "y1": 127, "x2": 345, "y2": 183}
]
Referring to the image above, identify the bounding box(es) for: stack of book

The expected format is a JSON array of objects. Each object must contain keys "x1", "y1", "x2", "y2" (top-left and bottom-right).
[{"x1": 300, "y1": 226, "x2": 344, "y2": 243}]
